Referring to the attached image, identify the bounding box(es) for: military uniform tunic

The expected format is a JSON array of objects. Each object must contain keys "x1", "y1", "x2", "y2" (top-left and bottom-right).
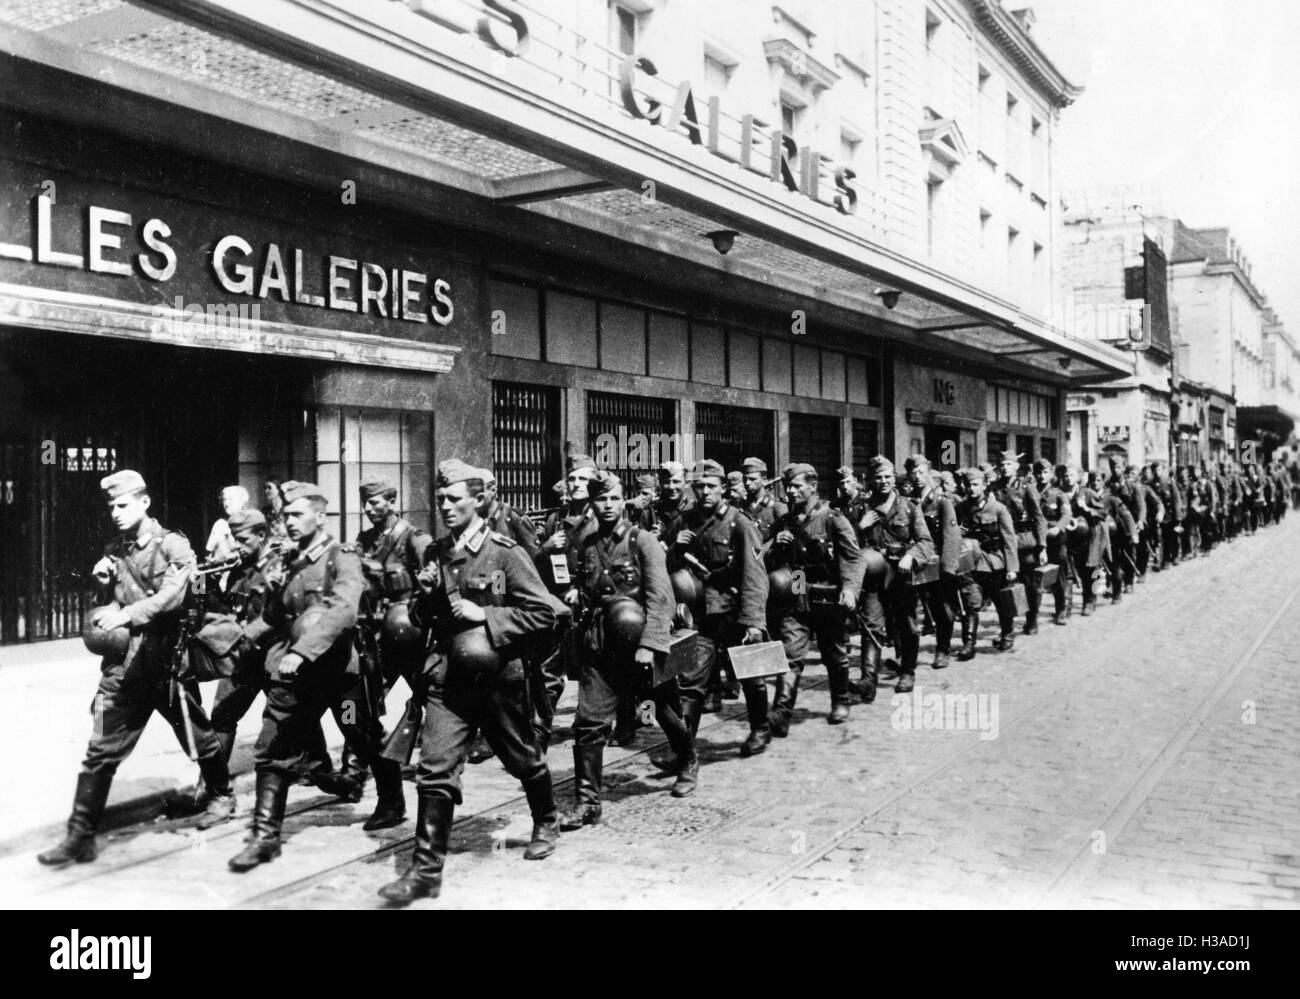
[
  {"x1": 82, "y1": 519, "x2": 224, "y2": 774},
  {"x1": 856, "y1": 491, "x2": 934, "y2": 668},
  {"x1": 412, "y1": 520, "x2": 557, "y2": 808},
  {"x1": 357, "y1": 515, "x2": 432, "y2": 684}
]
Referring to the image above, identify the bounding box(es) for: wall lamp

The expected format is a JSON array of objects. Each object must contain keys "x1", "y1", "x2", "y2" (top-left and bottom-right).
[{"x1": 705, "y1": 229, "x2": 738, "y2": 254}]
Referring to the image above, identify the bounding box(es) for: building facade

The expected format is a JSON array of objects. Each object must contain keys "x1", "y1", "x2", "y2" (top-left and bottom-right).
[{"x1": 0, "y1": 0, "x2": 1128, "y2": 644}]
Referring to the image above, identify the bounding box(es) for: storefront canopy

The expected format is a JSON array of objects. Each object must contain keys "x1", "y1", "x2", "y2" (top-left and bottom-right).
[{"x1": 0, "y1": 0, "x2": 1131, "y2": 385}]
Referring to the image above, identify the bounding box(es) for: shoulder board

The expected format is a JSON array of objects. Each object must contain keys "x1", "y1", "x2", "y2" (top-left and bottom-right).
[{"x1": 489, "y1": 531, "x2": 517, "y2": 548}]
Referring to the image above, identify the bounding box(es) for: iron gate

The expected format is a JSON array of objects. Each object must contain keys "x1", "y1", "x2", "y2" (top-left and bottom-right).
[
  {"x1": 493, "y1": 381, "x2": 561, "y2": 515},
  {"x1": 788, "y1": 412, "x2": 840, "y2": 497},
  {"x1": 697, "y1": 403, "x2": 774, "y2": 478},
  {"x1": 586, "y1": 391, "x2": 675, "y2": 495},
  {"x1": 851, "y1": 418, "x2": 880, "y2": 480}
]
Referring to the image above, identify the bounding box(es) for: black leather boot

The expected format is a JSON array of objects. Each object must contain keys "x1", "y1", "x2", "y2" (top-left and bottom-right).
[
  {"x1": 560, "y1": 745, "x2": 603, "y2": 830},
  {"x1": 314, "y1": 742, "x2": 367, "y2": 802},
  {"x1": 767, "y1": 668, "x2": 800, "y2": 737},
  {"x1": 194, "y1": 754, "x2": 236, "y2": 831},
  {"x1": 378, "y1": 795, "x2": 453, "y2": 904},
  {"x1": 362, "y1": 758, "x2": 407, "y2": 831},
  {"x1": 956, "y1": 612, "x2": 979, "y2": 660},
  {"x1": 671, "y1": 754, "x2": 699, "y2": 797},
  {"x1": 740, "y1": 682, "x2": 771, "y2": 757},
  {"x1": 895, "y1": 635, "x2": 919, "y2": 693},
  {"x1": 522, "y1": 773, "x2": 559, "y2": 860},
  {"x1": 228, "y1": 771, "x2": 288, "y2": 872},
  {"x1": 827, "y1": 665, "x2": 851, "y2": 724},
  {"x1": 38, "y1": 771, "x2": 113, "y2": 867},
  {"x1": 858, "y1": 642, "x2": 881, "y2": 704}
]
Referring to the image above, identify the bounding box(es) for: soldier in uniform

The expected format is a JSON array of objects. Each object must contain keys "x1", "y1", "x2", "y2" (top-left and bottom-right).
[
  {"x1": 855, "y1": 457, "x2": 934, "y2": 696},
  {"x1": 628, "y1": 473, "x2": 658, "y2": 531},
  {"x1": 738, "y1": 457, "x2": 786, "y2": 548},
  {"x1": 659, "y1": 459, "x2": 770, "y2": 759},
  {"x1": 766, "y1": 464, "x2": 863, "y2": 728},
  {"x1": 906, "y1": 454, "x2": 963, "y2": 665},
  {"x1": 1101, "y1": 474, "x2": 1138, "y2": 602},
  {"x1": 1033, "y1": 460, "x2": 1073, "y2": 624},
  {"x1": 833, "y1": 467, "x2": 882, "y2": 694},
  {"x1": 991, "y1": 450, "x2": 1047, "y2": 636},
  {"x1": 560, "y1": 471, "x2": 696, "y2": 828},
  {"x1": 1153, "y1": 463, "x2": 1185, "y2": 568},
  {"x1": 322, "y1": 475, "x2": 433, "y2": 798},
  {"x1": 953, "y1": 468, "x2": 1019, "y2": 657},
  {"x1": 482, "y1": 472, "x2": 541, "y2": 557},
  {"x1": 726, "y1": 470, "x2": 746, "y2": 508},
  {"x1": 227, "y1": 482, "x2": 406, "y2": 873},
  {"x1": 648, "y1": 460, "x2": 695, "y2": 544},
  {"x1": 378, "y1": 461, "x2": 559, "y2": 903},
  {"x1": 40, "y1": 471, "x2": 234, "y2": 867},
  {"x1": 1062, "y1": 466, "x2": 1108, "y2": 615}
]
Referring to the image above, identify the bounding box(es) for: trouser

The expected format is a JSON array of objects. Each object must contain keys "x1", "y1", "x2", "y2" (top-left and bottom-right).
[
  {"x1": 1044, "y1": 539, "x2": 1072, "y2": 613},
  {"x1": 1160, "y1": 523, "x2": 1181, "y2": 566},
  {"x1": 776, "y1": 604, "x2": 851, "y2": 710},
  {"x1": 966, "y1": 570, "x2": 1012, "y2": 635},
  {"x1": 572, "y1": 650, "x2": 693, "y2": 762},
  {"x1": 1182, "y1": 519, "x2": 1199, "y2": 558},
  {"x1": 859, "y1": 580, "x2": 921, "y2": 674},
  {"x1": 1019, "y1": 547, "x2": 1041, "y2": 623},
  {"x1": 529, "y1": 621, "x2": 571, "y2": 750},
  {"x1": 415, "y1": 655, "x2": 554, "y2": 817},
  {"x1": 83, "y1": 637, "x2": 224, "y2": 775},
  {"x1": 924, "y1": 578, "x2": 957, "y2": 654},
  {"x1": 1112, "y1": 534, "x2": 1136, "y2": 590},
  {"x1": 253, "y1": 654, "x2": 389, "y2": 783},
  {"x1": 684, "y1": 614, "x2": 742, "y2": 722}
]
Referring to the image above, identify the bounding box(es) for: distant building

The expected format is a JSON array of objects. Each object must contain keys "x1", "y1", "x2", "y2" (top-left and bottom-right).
[{"x1": 1059, "y1": 203, "x2": 1174, "y2": 469}]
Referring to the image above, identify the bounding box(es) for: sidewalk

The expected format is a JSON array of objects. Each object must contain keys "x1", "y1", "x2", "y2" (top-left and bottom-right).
[{"x1": 0, "y1": 638, "x2": 365, "y2": 856}]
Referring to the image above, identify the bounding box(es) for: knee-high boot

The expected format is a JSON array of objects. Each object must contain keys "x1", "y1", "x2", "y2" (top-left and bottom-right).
[
  {"x1": 38, "y1": 771, "x2": 113, "y2": 867},
  {"x1": 767, "y1": 668, "x2": 801, "y2": 737},
  {"x1": 378, "y1": 794, "x2": 454, "y2": 904},
  {"x1": 740, "y1": 680, "x2": 771, "y2": 756},
  {"x1": 559, "y1": 745, "x2": 603, "y2": 829},
  {"x1": 228, "y1": 770, "x2": 289, "y2": 872}
]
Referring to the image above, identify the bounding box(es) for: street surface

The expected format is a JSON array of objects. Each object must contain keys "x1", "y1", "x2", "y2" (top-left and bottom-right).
[{"x1": 4, "y1": 518, "x2": 1299, "y2": 909}]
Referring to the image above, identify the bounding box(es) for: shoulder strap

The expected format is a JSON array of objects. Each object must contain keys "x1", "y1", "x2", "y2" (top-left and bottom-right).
[{"x1": 323, "y1": 543, "x2": 339, "y2": 599}]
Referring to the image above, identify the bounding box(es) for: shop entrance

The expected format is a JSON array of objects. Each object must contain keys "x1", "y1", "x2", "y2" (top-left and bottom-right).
[{"x1": 924, "y1": 424, "x2": 973, "y2": 473}]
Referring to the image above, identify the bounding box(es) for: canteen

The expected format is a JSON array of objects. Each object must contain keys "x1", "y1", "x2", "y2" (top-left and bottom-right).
[
  {"x1": 604, "y1": 597, "x2": 645, "y2": 650},
  {"x1": 82, "y1": 604, "x2": 130, "y2": 658},
  {"x1": 382, "y1": 601, "x2": 423, "y2": 651},
  {"x1": 448, "y1": 624, "x2": 502, "y2": 677},
  {"x1": 861, "y1": 548, "x2": 889, "y2": 590}
]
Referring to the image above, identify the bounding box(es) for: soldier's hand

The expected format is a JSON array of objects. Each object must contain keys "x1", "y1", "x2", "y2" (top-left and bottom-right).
[
  {"x1": 563, "y1": 587, "x2": 581, "y2": 608},
  {"x1": 859, "y1": 510, "x2": 881, "y2": 529},
  {"x1": 452, "y1": 600, "x2": 486, "y2": 623},
  {"x1": 676, "y1": 529, "x2": 696, "y2": 546},
  {"x1": 92, "y1": 556, "x2": 116, "y2": 583},
  {"x1": 1005, "y1": 571, "x2": 1017, "y2": 582},
  {"x1": 95, "y1": 607, "x2": 131, "y2": 631},
  {"x1": 837, "y1": 589, "x2": 857, "y2": 611},
  {"x1": 278, "y1": 652, "x2": 303, "y2": 678},
  {"x1": 743, "y1": 627, "x2": 765, "y2": 645},
  {"x1": 543, "y1": 531, "x2": 567, "y2": 552},
  {"x1": 634, "y1": 646, "x2": 654, "y2": 666},
  {"x1": 775, "y1": 529, "x2": 795, "y2": 546},
  {"x1": 897, "y1": 553, "x2": 914, "y2": 573}
]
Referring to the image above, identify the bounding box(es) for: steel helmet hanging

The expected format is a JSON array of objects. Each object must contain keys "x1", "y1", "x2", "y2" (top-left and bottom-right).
[
  {"x1": 382, "y1": 601, "x2": 423, "y2": 650},
  {"x1": 767, "y1": 567, "x2": 794, "y2": 607},
  {"x1": 449, "y1": 624, "x2": 502, "y2": 677},
  {"x1": 604, "y1": 597, "x2": 645, "y2": 649},
  {"x1": 670, "y1": 568, "x2": 703, "y2": 609},
  {"x1": 861, "y1": 548, "x2": 889, "y2": 590},
  {"x1": 83, "y1": 603, "x2": 129, "y2": 658}
]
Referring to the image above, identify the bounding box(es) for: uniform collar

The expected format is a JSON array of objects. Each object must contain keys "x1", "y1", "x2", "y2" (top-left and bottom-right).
[
  {"x1": 454, "y1": 517, "x2": 490, "y2": 554},
  {"x1": 296, "y1": 532, "x2": 333, "y2": 564},
  {"x1": 870, "y1": 491, "x2": 897, "y2": 515},
  {"x1": 125, "y1": 517, "x2": 164, "y2": 550}
]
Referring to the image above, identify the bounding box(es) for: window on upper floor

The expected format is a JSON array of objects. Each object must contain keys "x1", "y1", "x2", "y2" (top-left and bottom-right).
[
  {"x1": 926, "y1": 8, "x2": 941, "y2": 48},
  {"x1": 781, "y1": 99, "x2": 805, "y2": 143},
  {"x1": 610, "y1": 2, "x2": 642, "y2": 57},
  {"x1": 840, "y1": 133, "x2": 861, "y2": 171},
  {"x1": 978, "y1": 63, "x2": 990, "y2": 92},
  {"x1": 703, "y1": 54, "x2": 732, "y2": 99},
  {"x1": 927, "y1": 179, "x2": 943, "y2": 259}
]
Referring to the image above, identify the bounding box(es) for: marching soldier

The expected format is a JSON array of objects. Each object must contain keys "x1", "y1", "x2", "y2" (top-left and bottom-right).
[
  {"x1": 40, "y1": 470, "x2": 235, "y2": 867},
  {"x1": 726, "y1": 470, "x2": 747, "y2": 507},
  {"x1": 991, "y1": 450, "x2": 1047, "y2": 635},
  {"x1": 907, "y1": 454, "x2": 963, "y2": 664},
  {"x1": 666, "y1": 459, "x2": 769, "y2": 755},
  {"x1": 1062, "y1": 466, "x2": 1108, "y2": 615},
  {"x1": 1153, "y1": 463, "x2": 1185, "y2": 567},
  {"x1": 855, "y1": 457, "x2": 934, "y2": 696},
  {"x1": 227, "y1": 482, "x2": 406, "y2": 873},
  {"x1": 482, "y1": 472, "x2": 541, "y2": 558},
  {"x1": 378, "y1": 461, "x2": 559, "y2": 903},
  {"x1": 1101, "y1": 474, "x2": 1138, "y2": 602},
  {"x1": 1033, "y1": 460, "x2": 1073, "y2": 624},
  {"x1": 560, "y1": 471, "x2": 697, "y2": 828},
  {"x1": 767, "y1": 464, "x2": 863, "y2": 729},
  {"x1": 648, "y1": 460, "x2": 695, "y2": 544},
  {"x1": 834, "y1": 467, "x2": 882, "y2": 695},
  {"x1": 953, "y1": 467, "x2": 1019, "y2": 656},
  {"x1": 738, "y1": 457, "x2": 787, "y2": 547}
]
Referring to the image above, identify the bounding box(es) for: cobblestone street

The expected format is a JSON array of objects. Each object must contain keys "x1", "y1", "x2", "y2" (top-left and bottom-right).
[{"x1": 4, "y1": 518, "x2": 1298, "y2": 910}]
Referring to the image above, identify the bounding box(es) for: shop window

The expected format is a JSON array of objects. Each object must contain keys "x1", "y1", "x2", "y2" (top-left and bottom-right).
[
  {"x1": 493, "y1": 381, "x2": 561, "y2": 515},
  {"x1": 599, "y1": 302, "x2": 647, "y2": 375},
  {"x1": 851, "y1": 418, "x2": 881, "y2": 476},
  {"x1": 789, "y1": 412, "x2": 841, "y2": 497},
  {"x1": 698, "y1": 403, "x2": 774, "y2": 477},
  {"x1": 587, "y1": 390, "x2": 676, "y2": 495},
  {"x1": 820, "y1": 350, "x2": 846, "y2": 401},
  {"x1": 1015, "y1": 434, "x2": 1035, "y2": 467},
  {"x1": 728, "y1": 330, "x2": 761, "y2": 390},
  {"x1": 648, "y1": 312, "x2": 689, "y2": 380},
  {"x1": 793, "y1": 344, "x2": 821, "y2": 398},
  {"x1": 545, "y1": 291, "x2": 597, "y2": 367},
  {"x1": 1039, "y1": 437, "x2": 1057, "y2": 465},
  {"x1": 691, "y1": 323, "x2": 726, "y2": 386},
  {"x1": 986, "y1": 431, "x2": 1008, "y2": 463},
  {"x1": 316, "y1": 407, "x2": 433, "y2": 541},
  {"x1": 488, "y1": 278, "x2": 541, "y2": 360},
  {"x1": 762, "y1": 339, "x2": 793, "y2": 394}
]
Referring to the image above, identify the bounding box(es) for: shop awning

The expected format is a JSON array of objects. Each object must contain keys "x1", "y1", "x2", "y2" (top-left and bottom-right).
[{"x1": 0, "y1": 0, "x2": 1132, "y2": 385}]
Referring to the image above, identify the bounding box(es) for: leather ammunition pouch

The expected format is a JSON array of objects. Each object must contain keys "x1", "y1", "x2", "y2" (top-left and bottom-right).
[{"x1": 185, "y1": 613, "x2": 246, "y2": 681}]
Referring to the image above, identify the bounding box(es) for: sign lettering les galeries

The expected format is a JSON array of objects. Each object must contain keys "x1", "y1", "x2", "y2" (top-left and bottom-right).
[
  {"x1": 390, "y1": 0, "x2": 859, "y2": 216},
  {"x1": 0, "y1": 192, "x2": 455, "y2": 328}
]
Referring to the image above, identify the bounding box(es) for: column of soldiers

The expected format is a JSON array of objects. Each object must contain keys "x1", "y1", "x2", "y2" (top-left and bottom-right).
[{"x1": 40, "y1": 447, "x2": 1295, "y2": 902}]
